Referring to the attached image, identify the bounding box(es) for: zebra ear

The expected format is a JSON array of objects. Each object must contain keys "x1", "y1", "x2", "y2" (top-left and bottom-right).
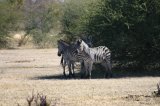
[{"x1": 77, "y1": 39, "x2": 82, "y2": 45}]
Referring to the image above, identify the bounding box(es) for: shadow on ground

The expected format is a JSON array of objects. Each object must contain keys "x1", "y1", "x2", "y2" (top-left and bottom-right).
[{"x1": 33, "y1": 68, "x2": 160, "y2": 80}]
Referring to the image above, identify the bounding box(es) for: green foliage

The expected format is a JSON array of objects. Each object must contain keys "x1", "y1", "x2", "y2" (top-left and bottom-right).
[
  {"x1": 0, "y1": 0, "x2": 160, "y2": 70},
  {"x1": 61, "y1": 0, "x2": 98, "y2": 41},
  {"x1": 0, "y1": 0, "x2": 64, "y2": 48},
  {"x1": 24, "y1": 1, "x2": 63, "y2": 48},
  {"x1": 0, "y1": 0, "x2": 23, "y2": 48},
  {"x1": 61, "y1": 0, "x2": 160, "y2": 70},
  {"x1": 30, "y1": 29, "x2": 59, "y2": 48},
  {"x1": 90, "y1": 0, "x2": 160, "y2": 70}
]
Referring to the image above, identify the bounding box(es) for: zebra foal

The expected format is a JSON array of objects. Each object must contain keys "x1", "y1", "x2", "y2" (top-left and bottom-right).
[
  {"x1": 57, "y1": 39, "x2": 85, "y2": 78},
  {"x1": 75, "y1": 39, "x2": 112, "y2": 78}
]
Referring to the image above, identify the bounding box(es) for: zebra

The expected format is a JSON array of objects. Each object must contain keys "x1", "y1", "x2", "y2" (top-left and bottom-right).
[
  {"x1": 59, "y1": 36, "x2": 93, "y2": 65},
  {"x1": 57, "y1": 39, "x2": 85, "y2": 78},
  {"x1": 75, "y1": 39, "x2": 112, "y2": 78},
  {"x1": 58, "y1": 36, "x2": 93, "y2": 78},
  {"x1": 57, "y1": 40, "x2": 74, "y2": 77}
]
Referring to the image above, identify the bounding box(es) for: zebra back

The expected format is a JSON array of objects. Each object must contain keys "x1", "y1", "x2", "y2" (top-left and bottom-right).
[{"x1": 75, "y1": 39, "x2": 111, "y2": 63}]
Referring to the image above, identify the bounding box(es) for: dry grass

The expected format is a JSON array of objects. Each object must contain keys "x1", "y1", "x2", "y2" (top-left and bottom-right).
[{"x1": 0, "y1": 49, "x2": 160, "y2": 106}]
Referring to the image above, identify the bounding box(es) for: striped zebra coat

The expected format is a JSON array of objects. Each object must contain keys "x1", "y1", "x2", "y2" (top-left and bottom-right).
[
  {"x1": 75, "y1": 39, "x2": 112, "y2": 78},
  {"x1": 60, "y1": 36, "x2": 93, "y2": 66},
  {"x1": 57, "y1": 40, "x2": 85, "y2": 78}
]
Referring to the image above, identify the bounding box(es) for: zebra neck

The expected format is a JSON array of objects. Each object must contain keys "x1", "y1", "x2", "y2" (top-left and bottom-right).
[{"x1": 84, "y1": 47, "x2": 90, "y2": 55}]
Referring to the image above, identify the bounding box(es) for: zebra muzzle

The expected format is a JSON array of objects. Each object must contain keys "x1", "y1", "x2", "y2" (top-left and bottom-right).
[{"x1": 57, "y1": 52, "x2": 61, "y2": 56}]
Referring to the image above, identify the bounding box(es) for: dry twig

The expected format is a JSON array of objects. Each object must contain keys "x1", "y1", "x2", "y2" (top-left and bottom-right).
[{"x1": 26, "y1": 92, "x2": 34, "y2": 106}]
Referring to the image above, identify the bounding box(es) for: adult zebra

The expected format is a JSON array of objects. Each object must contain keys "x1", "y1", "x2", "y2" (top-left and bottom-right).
[
  {"x1": 75, "y1": 39, "x2": 112, "y2": 78},
  {"x1": 57, "y1": 40, "x2": 85, "y2": 78},
  {"x1": 59, "y1": 36, "x2": 93, "y2": 66}
]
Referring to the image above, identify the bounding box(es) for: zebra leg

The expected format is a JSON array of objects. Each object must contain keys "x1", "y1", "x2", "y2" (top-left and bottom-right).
[
  {"x1": 71, "y1": 62, "x2": 75, "y2": 78},
  {"x1": 102, "y1": 61, "x2": 112, "y2": 78},
  {"x1": 84, "y1": 62, "x2": 89, "y2": 78},
  {"x1": 62, "y1": 61, "x2": 67, "y2": 77},
  {"x1": 80, "y1": 61, "x2": 86, "y2": 78},
  {"x1": 68, "y1": 62, "x2": 72, "y2": 78},
  {"x1": 60, "y1": 56, "x2": 63, "y2": 65},
  {"x1": 107, "y1": 60, "x2": 112, "y2": 78},
  {"x1": 88, "y1": 62, "x2": 93, "y2": 79},
  {"x1": 84, "y1": 62, "x2": 93, "y2": 79}
]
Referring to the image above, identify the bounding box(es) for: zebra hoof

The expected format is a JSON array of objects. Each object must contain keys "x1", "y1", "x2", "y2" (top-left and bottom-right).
[
  {"x1": 63, "y1": 73, "x2": 67, "y2": 78},
  {"x1": 81, "y1": 74, "x2": 85, "y2": 79},
  {"x1": 105, "y1": 73, "x2": 109, "y2": 78},
  {"x1": 72, "y1": 74, "x2": 75, "y2": 78},
  {"x1": 68, "y1": 74, "x2": 73, "y2": 79},
  {"x1": 110, "y1": 73, "x2": 113, "y2": 78},
  {"x1": 86, "y1": 74, "x2": 91, "y2": 79},
  {"x1": 81, "y1": 76, "x2": 84, "y2": 79},
  {"x1": 105, "y1": 73, "x2": 113, "y2": 78}
]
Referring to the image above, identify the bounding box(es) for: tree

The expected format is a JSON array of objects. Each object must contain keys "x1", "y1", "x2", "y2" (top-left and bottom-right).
[
  {"x1": 61, "y1": 0, "x2": 160, "y2": 70},
  {"x1": 23, "y1": 0, "x2": 63, "y2": 48},
  {"x1": 60, "y1": 0, "x2": 98, "y2": 41},
  {"x1": 0, "y1": 0, "x2": 23, "y2": 48},
  {"x1": 85, "y1": 0, "x2": 160, "y2": 70}
]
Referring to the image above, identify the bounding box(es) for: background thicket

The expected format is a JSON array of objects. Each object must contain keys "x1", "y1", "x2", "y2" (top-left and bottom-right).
[
  {"x1": 0, "y1": 0, "x2": 160, "y2": 70},
  {"x1": 61, "y1": 0, "x2": 160, "y2": 71},
  {"x1": 0, "y1": 0, "x2": 23, "y2": 48}
]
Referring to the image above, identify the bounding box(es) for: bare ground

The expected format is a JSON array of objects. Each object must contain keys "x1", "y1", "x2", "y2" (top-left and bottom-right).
[{"x1": 0, "y1": 49, "x2": 160, "y2": 106}]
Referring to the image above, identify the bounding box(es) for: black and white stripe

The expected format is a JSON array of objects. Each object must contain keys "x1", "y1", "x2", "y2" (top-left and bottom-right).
[
  {"x1": 75, "y1": 39, "x2": 112, "y2": 78},
  {"x1": 57, "y1": 40, "x2": 84, "y2": 78},
  {"x1": 60, "y1": 36, "x2": 93, "y2": 65}
]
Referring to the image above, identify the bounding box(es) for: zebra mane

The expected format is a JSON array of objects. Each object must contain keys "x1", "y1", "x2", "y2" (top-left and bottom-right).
[
  {"x1": 81, "y1": 39, "x2": 89, "y2": 48},
  {"x1": 58, "y1": 39, "x2": 77, "y2": 51},
  {"x1": 58, "y1": 39, "x2": 70, "y2": 46}
]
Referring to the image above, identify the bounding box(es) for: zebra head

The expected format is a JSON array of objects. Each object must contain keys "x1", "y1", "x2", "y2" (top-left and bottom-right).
[
  {"x1": 76, "y1": 39, "x2": 89, "y2": 54},
  {"x1": 57, "y1": 39, "x2": 70, "y2": 56}
]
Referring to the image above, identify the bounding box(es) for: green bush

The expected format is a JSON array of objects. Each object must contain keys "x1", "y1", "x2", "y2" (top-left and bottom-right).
[
  {"x1": 0, "y1": 0, "x2": 23, "y2": 48},
  {"x1": 61, "y1": 0, "x2": 160, "y2": 70},
  {"x1": 24, "y1": 1, "x2": 63, "y2": 48},
  {"x1": 88, "y1": 0, "x2": 160, "y2": 70},
  {"x1": 60, "y1": 0, "x2": 98, "y2": 41}
]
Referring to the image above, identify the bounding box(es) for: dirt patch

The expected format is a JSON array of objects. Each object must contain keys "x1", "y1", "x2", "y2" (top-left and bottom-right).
[
  {"x1": 0, "y1": 49, "x2": 160, "y2": 106},
  {"x1": 6, "y1": 60, "x2": 35, "y2": 63}
]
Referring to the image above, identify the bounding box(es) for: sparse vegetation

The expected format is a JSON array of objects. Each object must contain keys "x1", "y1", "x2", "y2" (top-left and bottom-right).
[
  {"x1": 153, "y1": 82, "x2": 160, "y2": 97},
  {"x1": 157, "y1": 83, "x2": 160, "y2": 96},
  {"x1": 0, "y1": 49, "x2": 160, "y2": 106},
  {"x1": 26, "y1": 91, "x2": 50, "y2": 106}
]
